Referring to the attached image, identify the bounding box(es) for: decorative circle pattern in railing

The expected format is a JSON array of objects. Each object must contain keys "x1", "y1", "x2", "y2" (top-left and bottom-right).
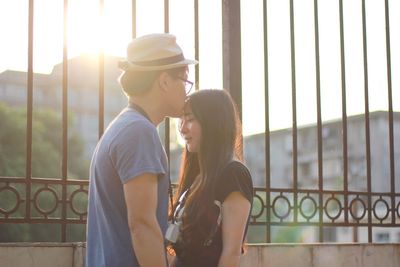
[
  {"x1": 372, "y1": 198, "x2": 390, "y2": 221},
  {"x1": 299, "y1": 195, "x2": 318, "y2": 221},
  {"x1": 69, "y1": 187, "x2": 89, "y2": 217},
  {"x1": 33, "y1": 186, "x2": 59, "y2": 216},
  {"x1": 2, "y1": 179, "x2": 400, "y2": 241},
  {"x1": 324, "y1": 196, "x2": 342, "y2": 221},
  {"x1": 349, "y1": 196, "x2": 367, "y2": 221},
  {"x1": 0, "y1": 184, "x2": 22, "y2": 215},
  {"x1": 251, "y1": 193, "x2": 265, "y2": 219},
  {"x1": 272, "y1": 194, "x2": 292, "y2": 220},
  {"x1": 0, "y1": 177, "x2": 88, "y2": 223}
]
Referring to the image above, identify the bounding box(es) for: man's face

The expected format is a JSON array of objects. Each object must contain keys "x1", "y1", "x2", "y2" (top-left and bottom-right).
[{"x1": 163, "y1": 69, "x2": 190, "y2": 118}]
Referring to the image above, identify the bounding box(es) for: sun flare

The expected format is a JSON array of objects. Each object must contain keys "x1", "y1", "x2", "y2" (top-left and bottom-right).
[{"x1": 67, "y1": 0, "x2": 132, "y2": 58}]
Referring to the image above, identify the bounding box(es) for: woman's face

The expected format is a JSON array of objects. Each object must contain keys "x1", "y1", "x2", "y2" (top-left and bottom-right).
[{"x1": 180, "y1": 105, "x2": 202, "y2": 153}]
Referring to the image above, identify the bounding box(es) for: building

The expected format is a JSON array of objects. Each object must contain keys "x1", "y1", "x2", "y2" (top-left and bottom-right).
[
  {"x1": 241, "y1": 111, "x2": 400, "y2": 242},
  {"x1": 243, "y1": 111, "x2": 400, "y2": 193},
  {"x1": 0, "y1": 55, "x2": 127, "y2": 158}
]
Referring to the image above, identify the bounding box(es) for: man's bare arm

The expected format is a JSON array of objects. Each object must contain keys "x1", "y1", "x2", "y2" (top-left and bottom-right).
[{"x1": 123, "y1": 173, "x2": 167, "y2": 267}]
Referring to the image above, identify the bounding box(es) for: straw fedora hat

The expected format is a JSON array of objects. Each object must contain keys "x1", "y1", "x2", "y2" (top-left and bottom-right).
[{"x1": 118, "y1": 33, "x2": 198, "y2": 71}]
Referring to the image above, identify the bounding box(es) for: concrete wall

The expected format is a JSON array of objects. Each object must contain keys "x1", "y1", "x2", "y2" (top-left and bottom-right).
[
  {"x1": 1, "y1": 243, "x2": 399, "y2": 267},
  {"x1": 0, "y1": 243, "x2": 85, "y2": 267},
  {"x1": 240, "y1": 244, "x2": 400, "y2": 267}
]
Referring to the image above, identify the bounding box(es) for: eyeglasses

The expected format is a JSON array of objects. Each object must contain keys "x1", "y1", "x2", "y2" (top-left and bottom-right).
[{"x1": 177, "y1": 77, "x2": 194, "y2": 95}]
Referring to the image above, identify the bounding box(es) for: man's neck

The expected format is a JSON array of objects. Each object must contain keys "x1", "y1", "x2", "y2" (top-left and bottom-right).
[{"x1": 128, "y1": 97, "x2": 165, "y2": 126}]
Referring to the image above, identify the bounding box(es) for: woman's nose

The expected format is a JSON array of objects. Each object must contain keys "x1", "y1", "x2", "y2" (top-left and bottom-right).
[{"x1": 180, "y1": 120, "x2": 188, "y2": 134}]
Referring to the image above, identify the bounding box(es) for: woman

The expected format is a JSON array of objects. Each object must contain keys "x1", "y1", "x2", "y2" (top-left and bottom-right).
[{"x1": 167, "y1": 89, "x2": 253, "y2": 267}]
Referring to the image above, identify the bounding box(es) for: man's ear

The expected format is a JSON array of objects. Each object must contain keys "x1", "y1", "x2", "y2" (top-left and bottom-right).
[{"x1": 157, "y1": 72, "x2": 170, "y2": 92}]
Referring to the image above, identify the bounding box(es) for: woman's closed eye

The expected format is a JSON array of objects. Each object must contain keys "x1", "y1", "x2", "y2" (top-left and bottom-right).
[
  {"x1": 183, "y1": 113, "x2": 195, "y2": 122},
  {"x1": 184, "y1": 117, "x2": 195, "y2": 123}
]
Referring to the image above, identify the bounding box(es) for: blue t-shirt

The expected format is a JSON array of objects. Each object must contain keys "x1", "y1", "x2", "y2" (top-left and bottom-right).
[{"x1": 86, "y1": 107, "x2": 169, "y2": 267}]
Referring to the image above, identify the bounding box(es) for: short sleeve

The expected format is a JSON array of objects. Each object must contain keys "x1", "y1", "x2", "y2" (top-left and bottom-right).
[
  {"x1": 215, "y1": 161, "x2": 253, "y2": 203},
  {"x1": 109, "y1": 121, "x2": 167, "y2": 184}
]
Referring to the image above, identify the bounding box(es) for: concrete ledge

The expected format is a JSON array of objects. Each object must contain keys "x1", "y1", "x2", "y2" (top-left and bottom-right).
[
  {"x1": 1, "y1": 242, "x2": 399, "y2": 267},
  {"x1": 0, "y1": 243, "x2": 85, "y2": 267},
  {"x1": 239, "y1": 243, "x2": 400, "y2": 267}
]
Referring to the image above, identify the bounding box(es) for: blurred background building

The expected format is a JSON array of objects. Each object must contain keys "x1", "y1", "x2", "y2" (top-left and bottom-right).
[{"x1": 0, "y1": 55, "x2": 126, "y2": 158}]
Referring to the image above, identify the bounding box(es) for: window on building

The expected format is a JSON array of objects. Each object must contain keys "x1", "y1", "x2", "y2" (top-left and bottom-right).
[
  {"x1": 323, "y1": 228, "x2": 337, "y2": 242},
  {"x1": 375, "y1": 232, "x2": 390, "y2": 243}
]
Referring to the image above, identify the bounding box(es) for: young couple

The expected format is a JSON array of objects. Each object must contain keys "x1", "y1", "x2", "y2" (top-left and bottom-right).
[{"x1": 86, "y1": 33, "x2": 253, "y2": 267}]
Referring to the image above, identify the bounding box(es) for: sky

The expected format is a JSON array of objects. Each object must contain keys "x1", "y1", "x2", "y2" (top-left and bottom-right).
[{"x1": 0, "y1": 0, "x2": 399, "y2": 136}]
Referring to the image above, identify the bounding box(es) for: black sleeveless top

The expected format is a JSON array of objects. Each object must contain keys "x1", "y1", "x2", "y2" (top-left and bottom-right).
[{"x1": 172, "y1": 161, "x2": 253, "y2": 267}]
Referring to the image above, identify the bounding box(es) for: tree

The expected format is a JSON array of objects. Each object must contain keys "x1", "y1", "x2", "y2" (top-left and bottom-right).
[
  {"x1": 0, "y1": 103, "x2": 88, "y2": 179},
  {"x1": 0, "y1": 103, "x2": 88, "y2": 241}
]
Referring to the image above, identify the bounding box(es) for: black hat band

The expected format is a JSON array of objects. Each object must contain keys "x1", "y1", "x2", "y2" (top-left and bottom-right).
[{"x1": 132, "y1": 53, "x2": 185, "y2": 67}]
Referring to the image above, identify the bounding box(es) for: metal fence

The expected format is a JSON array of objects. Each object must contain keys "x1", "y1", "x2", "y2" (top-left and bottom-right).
[{"x1": 0, "y1": 0, "x2": 398, "y2": 243}]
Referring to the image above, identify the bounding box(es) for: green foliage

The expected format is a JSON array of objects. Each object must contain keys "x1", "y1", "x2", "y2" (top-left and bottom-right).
[
  {"x1": 272, "y1": 226, "x2": 304, "y2": 243},
  {"x1": 0, "y1": 103, "x2": 89, "y2": 242},
  {"x1": 0, "y1": 104, "x2": 27, "y2": 176},
  {"x1": 0, "y1": 103, "x2": 88, "y2": 179}
]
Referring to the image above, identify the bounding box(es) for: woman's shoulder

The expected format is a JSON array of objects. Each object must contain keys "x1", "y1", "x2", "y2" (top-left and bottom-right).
[
  {"x1": 222, "y1": 161, "x2": 251, "y2": 178},
  {"x1": 216, "y1": 160, "x2": 253, "y2": 202}
]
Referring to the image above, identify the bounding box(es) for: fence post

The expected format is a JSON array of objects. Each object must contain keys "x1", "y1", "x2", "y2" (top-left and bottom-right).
[{"x1": 222, "y1": 0, "x2": 242, "y2": 120}]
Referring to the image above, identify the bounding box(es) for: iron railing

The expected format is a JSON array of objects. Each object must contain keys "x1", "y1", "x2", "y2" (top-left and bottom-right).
[
  {"x1": 254, "y1": 0, "x2": 398, "y2": 243},
  {"x1": 0, "y1": 0, "x2": 398, "y2": 243}
]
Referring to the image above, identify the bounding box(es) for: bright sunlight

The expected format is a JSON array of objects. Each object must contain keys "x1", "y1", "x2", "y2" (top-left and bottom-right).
[{"x1": 0, "y1": 0, "x2": 399, "y2": 135}]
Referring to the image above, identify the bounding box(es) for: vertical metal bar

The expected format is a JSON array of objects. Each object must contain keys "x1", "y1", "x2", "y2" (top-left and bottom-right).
[
  {"x1": 361, "y1": 0, "x2": 372, "y2": 243},
  {"x1": 339, "y1": 0, "x2": 349, "y2": 227},
  {"x1": 263, "y1": 0, "x2": 271, "y2": 243},
  {"x1": 132, "y1": 0, "x2": 136, "y2": 38},
  {"x1": 164, "y1": 0, "x2": 169, "y2": 33},
  {"x1": 313, "y1": 0, "x2": 323, "y2": 243},
  {"x1": 384, "y1": 0, "x2": 395, "y2": 225},
  {"x1": 98, "y1": 0, "x2": 105, "y2": 139},
  {"x1": 222, "y1": 0, "x2": 242, "y2": 121},
  {"x1": 26, "y1": 0, "x2": 34, "y2": 221},
  {"x1": 353, "y1": 212, "x2": 359, "y2": 241},
  {"x1": 194, "y1": 0, "x2": 199, "y2": 90},
  {"x1": 289, "y1": 0, "x2": 299, "y2": 229},
  {"x1": 61, "y1": 0, "x2": 69, "y2": 242},
  {"x1": 164, "y1": 0, "x2": 170, "y2": 164}
]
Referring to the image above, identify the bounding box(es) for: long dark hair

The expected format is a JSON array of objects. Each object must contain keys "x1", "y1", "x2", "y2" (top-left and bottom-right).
[{"x1": 174, "y1": 89, "x2": 242, "y2": 245}]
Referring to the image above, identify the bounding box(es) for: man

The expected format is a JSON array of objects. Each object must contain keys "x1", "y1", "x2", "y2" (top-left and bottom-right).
[{"x1": 86, "y1": 33, "x2": 197, "y2": 267}]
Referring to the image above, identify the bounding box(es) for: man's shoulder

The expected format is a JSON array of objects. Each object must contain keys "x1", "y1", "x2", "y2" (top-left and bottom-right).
[
  {"x1": 110, "y1": 109, "x2": 157, "y2": 136},
  {"x1": 105, "y1": 110, "x2": 160, "y2": 150}
]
